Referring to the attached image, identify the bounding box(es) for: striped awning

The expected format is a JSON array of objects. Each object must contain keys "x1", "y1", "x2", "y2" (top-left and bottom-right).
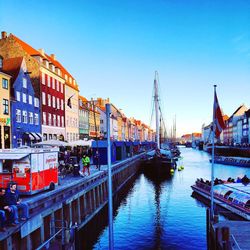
[{"x1": 26, "y1": 132, "x2": 41, "y2": 140}]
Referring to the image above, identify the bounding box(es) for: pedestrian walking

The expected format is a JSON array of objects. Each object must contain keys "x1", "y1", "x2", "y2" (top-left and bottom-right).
[
  {"x1": 94, "y1": 150, "x2": 100, "y2": 170},
  {"x1": 81, "y1": 153, "x2": 90, "y2": 177}
]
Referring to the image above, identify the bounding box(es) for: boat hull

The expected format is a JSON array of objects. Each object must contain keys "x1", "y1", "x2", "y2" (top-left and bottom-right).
[
  {"x1": 191, "y1": 184, "x2": 250, "y2": 220},
  {"x1": 210, "y1": 156, "x2": 250, "y2": 167}
]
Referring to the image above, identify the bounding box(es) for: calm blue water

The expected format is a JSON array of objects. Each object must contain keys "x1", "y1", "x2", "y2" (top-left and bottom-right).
[{"x1": 82, "y1": 147, "x2": 250, "y2": 250}]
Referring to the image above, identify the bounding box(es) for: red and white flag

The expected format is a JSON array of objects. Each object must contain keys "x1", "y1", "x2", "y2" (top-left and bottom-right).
[{"x1": 213, "y1": 90, "x2": 225, "y2": 138}]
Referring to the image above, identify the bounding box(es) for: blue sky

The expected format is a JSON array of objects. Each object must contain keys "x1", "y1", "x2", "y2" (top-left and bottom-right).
[{"x1": 1, "y1": 0, "x2": 250, "y2": 136}]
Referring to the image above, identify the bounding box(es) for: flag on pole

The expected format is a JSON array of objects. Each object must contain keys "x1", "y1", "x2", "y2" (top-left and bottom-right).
[
  {"x1": 67, "y1": 94, "x2": 74, "y2": 108},
  {"x1": 213, "y1": 90, "x2": 225, "y2": 138}
]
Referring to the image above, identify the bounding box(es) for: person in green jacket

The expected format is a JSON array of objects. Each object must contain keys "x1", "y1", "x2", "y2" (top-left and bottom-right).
[{"x1": 82, "y1": 153, "x2": 90, "y2": 176}]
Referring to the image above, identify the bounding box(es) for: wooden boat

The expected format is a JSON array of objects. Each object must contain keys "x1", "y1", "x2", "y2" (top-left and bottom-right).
[
  {"x1": 191, "y1": 179, "x2": 250, "y2": 220},
  {"x1": 210, "y1": 156, "x2": 250, "y2": 167},
  {"x1": 144, "y1": 72, "x2": 176, "y2": 174}
]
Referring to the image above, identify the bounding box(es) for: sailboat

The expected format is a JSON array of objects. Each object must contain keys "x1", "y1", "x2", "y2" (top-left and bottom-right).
[{"x1": 143, "y1": 71, "x2": 176, "y2": 174}]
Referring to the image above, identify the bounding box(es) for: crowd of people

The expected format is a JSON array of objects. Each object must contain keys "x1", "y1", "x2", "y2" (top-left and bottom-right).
[
  {"x1": 0, "y1": 183, "x2": 29, "y2": 232},
  {"x1": 58, "y1": 147, "x2": 100, "y2": 178},
  {"x1": 198, "y1": 175, "x2": 250, "y2": 186}
]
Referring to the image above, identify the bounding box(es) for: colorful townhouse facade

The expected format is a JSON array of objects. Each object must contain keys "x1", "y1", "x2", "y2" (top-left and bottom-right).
[
  {"x1": 64, "y1": 80, "x2": 79, "y2": 142},
  {"x1": 40, "y1": 53, "x2": 66, "y2": 141},
  {"x1": 0, "y1": 32, "x2": 67, "y2": 141},
  {"x1": 3, "y1": 57, "x2": 41, "y2": 148},
  {"x1": 79, "y1": 95, "x2": 89, "y2": 140},
  {"x1": 0, "y1": 66, "x2": 11, "y2": 149},
  {"x1": 223, "y1": 105, "x2": 248, "y2": 145},
  {"x1": 81, "y1": 98, "x2": 100, "y2": 140},
  {"x1": 0, "y1": 31, "x2": 155, "y2": 146}
]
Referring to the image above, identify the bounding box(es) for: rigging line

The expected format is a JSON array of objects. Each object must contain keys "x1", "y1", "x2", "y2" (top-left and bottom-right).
[
  {"x1": 149, "y1": 78, "x2": 155, "y2": 128},
  {"x1": 159, "y1": 106, "x2": 167, "y2": 136}
]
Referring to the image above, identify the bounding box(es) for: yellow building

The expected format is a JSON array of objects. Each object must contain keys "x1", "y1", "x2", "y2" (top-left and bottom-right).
[
  {"x1": 0, "y1": 71, "x2": 11, "y2": 148},
  {"x1": 82, "y1": 99, "x2": 100, "y2": 139},
  {"x1": 65, "y1": 81, "x2": 79, "y2": 142}
]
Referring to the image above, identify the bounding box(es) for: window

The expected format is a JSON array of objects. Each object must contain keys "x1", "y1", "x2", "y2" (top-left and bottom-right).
[
  {"x1": 61, "y1": 117, "x2": 64, "y2": 127},
  {"x1": 57, "y1": 98, "x2": 60, "y2": 109},
  {"x1": 48, "y1": 94, "x2": 51, "y2": 107},
  {"x1": 48, "y1": 113, "x2": 52, "y2": 126},
  {"x1": 57, "y1": 115, "x2": 60, "y2": 127},
  {"x1": 43, "y1": 112, "x2": 46, "y2": 125},
  {"x1": 42, "y1": 92, "x2": 46, "y2": 105},
  {"x1": 3, "y1": 99, "x2": 8, "y2": 115},
  {"x1": 42, "y1": 72, "x2": 45, "y2": 85},
  {"x1": 56, "y1": 80, "x2": 59, "y2": 91},
  {"x1": 48, "y1": 77, "x2": 51, "y2": 87},
  {"x1": 34, "y1": 98, "x2": 39, "y2": 107},
  {"x1": 16, "y1": 109, "x2": 21, "y2": 122},
  {"x1": 29, "y1": 112, "x2": 33, "y2": 124},
  {"x1": 23, "y1": 93, "x2": 27, "y2": 103},
  {"x1": 52, "y1": 96, "x2": 55, "y2": 108},
  {"x1": 29, "y1": 95, "x2": 33, "y2": 105},
  {"x1": 61, "y1": 99, "x2": 64, "y2": 110},
  {"x1": 58, "y1": 81, "x2": 60, "y2": 92},
  {"x1": 23, "y1": 78, "x2": 27, "y2": 88},
  {"x1": 53, "y1": 114, "x2": 56, "y2": 126},
  {"x1": 43, "y1": 133, "x2": 47, "y2": 141},
  {"x1": 23, "y1": 111, "x2": 27, "y2": 123},
  {"x1": 0, "y1": 57, "x2": 2, "y2": 68},
  {"x1": 2, "y1": 78, "x2": 8, "y2": 89},
  {"x1": 61, "y1": 84, "x2": 63, "y2": 93},
  {"x1": 52, "y1": 78, "x2": 55, "y2": 89},
  {"x1": 16, "y1": 91, "x2": 20, "y2": 101},
  {"x1": 34, "y1": 113, "x2": 39, "y2": 125}
]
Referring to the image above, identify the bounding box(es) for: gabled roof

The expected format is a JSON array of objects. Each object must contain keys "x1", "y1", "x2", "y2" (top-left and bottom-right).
[
  {"x1": 11, "y1": 34, "x2": 79, "y2": 91},
  {"x1": 2, "y1": 57, "x2": 23, "y2": 84},
  {"x1": 79, "y1": 95, "x2": 88, "y2": 102},
  {"x1": 230, "y1": 104, "x2": 248, "y2": 119},
  {"x1": 11, "y1": 34, "x2": 42, "y2": 57}
]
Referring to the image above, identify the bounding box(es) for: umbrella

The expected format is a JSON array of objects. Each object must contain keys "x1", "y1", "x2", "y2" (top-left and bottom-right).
[
  {"x1": 68, "y1": 139, "x2": 93, "y2": 147},
  {"x1": 33, "y1": 139, "x2": 69, "y2": 147}
]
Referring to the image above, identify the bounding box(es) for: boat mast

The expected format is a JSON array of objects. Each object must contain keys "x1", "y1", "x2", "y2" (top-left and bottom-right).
[{"x1": 154, "y1": 71, "x2": 160, "y2": 150}]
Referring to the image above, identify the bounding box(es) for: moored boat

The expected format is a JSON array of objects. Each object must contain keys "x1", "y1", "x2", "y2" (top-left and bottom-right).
[
  {"x1": 191, "y1": 179, "x2": 250, "y2": 220},
  {"x1": 210, "y1": 156, "x2": 250, "y2": 167},
  {"x1": 145, "y1": 71, "x2": 176, "y2": 174}
]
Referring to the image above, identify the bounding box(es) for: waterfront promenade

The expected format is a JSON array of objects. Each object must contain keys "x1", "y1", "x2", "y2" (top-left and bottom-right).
[{"x1": 0, "y1": 152, "x2": 145, "y2": 249}]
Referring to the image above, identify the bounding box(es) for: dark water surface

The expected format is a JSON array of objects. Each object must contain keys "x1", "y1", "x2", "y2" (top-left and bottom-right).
[{"x1": 79, "y1": 147, "x2": 250, "y2": 250}]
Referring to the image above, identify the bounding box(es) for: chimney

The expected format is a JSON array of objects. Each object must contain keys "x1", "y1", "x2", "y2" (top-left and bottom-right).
[
  {"x1": 1, "y1": 31, "x2": 7, "y2": 39},
  {"x1": 38, "y1": 48, "x2": 45, "y2": 56},
  {"x1": 50, "y1": 54, "x2": 56, "y2": 60}
]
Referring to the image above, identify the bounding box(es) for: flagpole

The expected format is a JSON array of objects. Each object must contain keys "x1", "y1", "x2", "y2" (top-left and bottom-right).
[
  {"x1": 211, "y1": 85, "x2": 216, "y2": 219},
  {"x1": 106, "y1": 103, "x2": 114, "y2": 250}
]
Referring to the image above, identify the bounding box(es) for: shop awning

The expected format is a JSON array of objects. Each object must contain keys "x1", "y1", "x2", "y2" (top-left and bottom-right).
[
  {"x1": 31, "y1": 133, "x2": 40, "y2": 140},
  {"x1": 0, "y1": 153, "x2": 29, "y2": 160},
  {"x1": 26, "y1": 132, "x2": 36, "y2": 140},
  {"x1": 35, "y1": 133, "x2": 42, "y2": 140}
]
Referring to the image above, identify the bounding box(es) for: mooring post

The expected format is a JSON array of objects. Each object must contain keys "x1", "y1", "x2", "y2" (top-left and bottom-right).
[
  {"x1": 206, "y1": 208, "x2": 210, "y2": 250},
  {"x1": 221, "y1": 226, "x2": 230, "y2": 250}
]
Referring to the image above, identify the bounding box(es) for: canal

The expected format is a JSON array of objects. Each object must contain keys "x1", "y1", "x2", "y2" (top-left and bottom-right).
[{"x1": 78, "y1": 147, "x2": 250, "y2": 249}]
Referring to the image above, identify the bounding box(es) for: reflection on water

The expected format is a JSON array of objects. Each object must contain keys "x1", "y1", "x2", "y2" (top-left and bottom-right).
[{"x1": 78, "y1": 148, "x2": 250, "y2": 250}]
